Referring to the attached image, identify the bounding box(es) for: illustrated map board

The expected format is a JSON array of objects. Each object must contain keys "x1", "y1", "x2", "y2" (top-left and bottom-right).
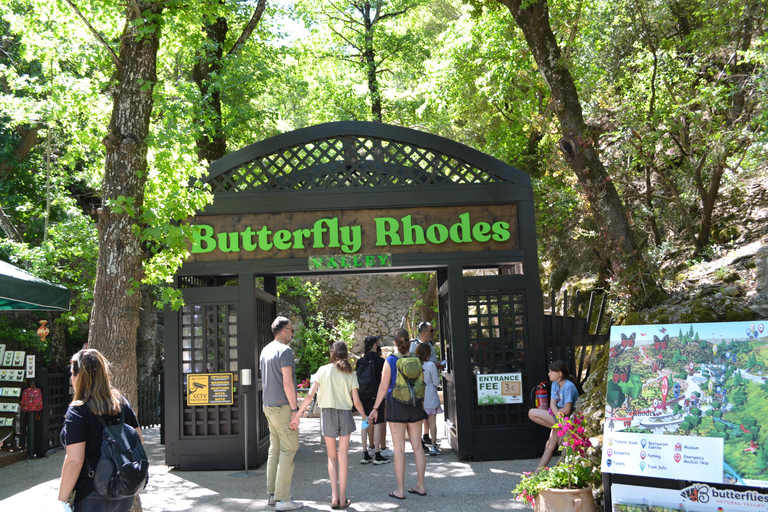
[{"x1": 602, "y1": 321, "x2": 768, "y2": 488}]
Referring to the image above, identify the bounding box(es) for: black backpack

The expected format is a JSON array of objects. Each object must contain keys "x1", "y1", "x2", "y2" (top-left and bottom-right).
[
  {"x1": 87, "y1": 406, "x2": 149, "y2": 499},
  {"x1": 357, "y1": 356, "x2": 378, "y2": 400}
]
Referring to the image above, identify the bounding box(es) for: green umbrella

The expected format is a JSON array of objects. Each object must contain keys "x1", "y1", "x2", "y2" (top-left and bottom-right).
[{"x1": 0, "y1": 260, "x2": 71, "y2": 311}]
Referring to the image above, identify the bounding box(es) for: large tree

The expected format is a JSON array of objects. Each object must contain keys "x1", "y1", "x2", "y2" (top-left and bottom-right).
[
  {"x1": 71, "y1": 0, "x2": 165, "y2": 407},
  {"x1": 493, "y1": 0, "x2": 666, "y2": 306},
  {"x1": 295, "y1": 0, "x2": 425, "y2": 122}
]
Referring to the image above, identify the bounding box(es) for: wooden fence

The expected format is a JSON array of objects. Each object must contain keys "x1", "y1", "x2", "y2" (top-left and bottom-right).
[{"x1": 543, "y1": 289, "x2": 611, "y2": 392}]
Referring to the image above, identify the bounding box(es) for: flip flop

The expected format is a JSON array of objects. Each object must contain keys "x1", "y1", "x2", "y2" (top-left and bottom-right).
[
  {"x1": 408, "y1": 488, "x2": 427, "y2": 496},
  {"x1": 389, "y1": 491, "x2": 406, "y2": 500},
  {"x1": 339, "y1": 499, "x2": 351, "y2": 509},
  {"x1": 331, "y1": 501, "x2": 339, "y2": 509}
]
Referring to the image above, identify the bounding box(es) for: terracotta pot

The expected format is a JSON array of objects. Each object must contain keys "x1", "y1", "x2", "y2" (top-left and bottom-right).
[{"x1": 534, "y1": 487, "x2": 597, "y2": 512}]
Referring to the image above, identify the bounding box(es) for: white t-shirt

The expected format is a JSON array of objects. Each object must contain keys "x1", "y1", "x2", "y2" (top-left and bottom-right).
[{"x1": 313, "y1": 363, "x2": 359, "y2": 410}]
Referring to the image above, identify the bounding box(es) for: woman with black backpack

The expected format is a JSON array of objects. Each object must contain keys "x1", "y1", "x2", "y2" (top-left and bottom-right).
[
  {"x1": 368, "y1": 328, "x2": 427, "y2": 500},
  {"x1": 57, "y1": 349, "x2": 145, "y2": 511},
  {"x1": 355, "y1": 335, "x2": 389, "y2": 465}
]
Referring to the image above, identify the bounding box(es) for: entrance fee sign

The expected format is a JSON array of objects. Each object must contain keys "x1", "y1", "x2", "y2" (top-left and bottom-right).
[
  {"x1": 611, "y1": 483, "x2": 768, "y2": 511},
  {"x1": 187, "y1": 373, "x2": 233, "y2": 406},
  {"x1": 476, "y1": 372, "x2": 522, "y2": 405},
  {"x1": 603, "y1": 321, "x2": 768, "y2": 487},
  {"x1": 186, "y1": 204, "x2": 520, "y2": 262}
]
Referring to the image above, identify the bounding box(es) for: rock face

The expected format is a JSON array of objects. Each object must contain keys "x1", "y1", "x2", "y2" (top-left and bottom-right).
[
  {"x1": 623, "y1": 296, "x2": 755, "y2": 326},
  {"x1": 576, "y1": 344, "x2": 608, "y2": 437},
  {"x1": 279, "y1": 274, "x2": 421, "y2": 354}
]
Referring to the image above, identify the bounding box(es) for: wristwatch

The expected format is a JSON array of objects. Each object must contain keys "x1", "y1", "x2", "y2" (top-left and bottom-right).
[{"x1": 292, "y1": 407, "x2": 299, "y2": 412}]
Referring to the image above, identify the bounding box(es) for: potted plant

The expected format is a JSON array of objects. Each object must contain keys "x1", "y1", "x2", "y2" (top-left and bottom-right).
[{"x1": 513, "y1": 412, "x2": 601, "y2": 512}]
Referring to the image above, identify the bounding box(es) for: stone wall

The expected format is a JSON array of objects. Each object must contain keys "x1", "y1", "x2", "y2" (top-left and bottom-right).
[{"x1": 278, "y1": 274, "x2": 423, "y2": 355}]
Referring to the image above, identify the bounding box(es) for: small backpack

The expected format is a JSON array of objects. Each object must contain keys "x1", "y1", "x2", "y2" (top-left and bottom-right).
[
  {"x1": 356, "y1": 357, "x2": 378, "y2": 400},
  {"x1": 87, "y1": 406, "x2": 149, "y2": 499},
  {"x1": 392, "y1": 354, "x2": 425, "y2": 406},
  {"x1": 20, "y1": 385, "x2": 43, "y2": 413}
]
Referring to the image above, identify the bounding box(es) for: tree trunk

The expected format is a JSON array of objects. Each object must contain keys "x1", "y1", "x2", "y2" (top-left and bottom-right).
[
  {"x1": 0, "y1": 125, "x2": 40, "y2": 180},
  {"x1": 192, "y1": 15, "x2": 228, "y2": 163},
  {"x1": 137, "y1": 284, "x2": 159, "y2": 381},
  {"x1": 87, "y1": 1, "x2": 164, "y2": 412},
  {"x1": 47, "y1": 311, "x2": 68, "y2": 372},
  {"x1": 419, "y1": 274, "x2": 437, "y2": 325},
  {"x1": 498, "y1": 0, "x2": 664, "y2": 307},
  {"x1": 362, "y1": 2, "x2": 383, "y2": 122},
  {"x1": 191, "y1": 0, "x2": 267, "y2": 162}
]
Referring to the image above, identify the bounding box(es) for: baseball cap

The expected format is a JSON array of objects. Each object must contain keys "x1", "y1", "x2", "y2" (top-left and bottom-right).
[{"x1": 364, "y1": 335, "x2": 381, "y2": 351}]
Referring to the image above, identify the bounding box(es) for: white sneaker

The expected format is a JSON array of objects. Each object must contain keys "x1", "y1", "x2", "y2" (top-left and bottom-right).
[
  {"x1": 267, "y1": 494, "x2": 277, "y2": 506},
  {"x1": 380, "y1": 448, "x2": 394, "y2": 457},
  {"x1": 275, "y1": 500, "x2": 304, "y2": 511}
]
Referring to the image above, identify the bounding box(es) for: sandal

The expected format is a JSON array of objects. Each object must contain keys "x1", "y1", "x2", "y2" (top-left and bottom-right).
[
  {"x1": 408, "y1": 488, "x2": 427, "y2": 496},
  {"x1": 331, "y1": 501, "x2": 339, "y2": 509},
  {"x1": 389, "y1": 491, "x2": 405, "y2": 500},
  {"x1": 339, "y1": 499, "x2": 351, "y2": 509}
]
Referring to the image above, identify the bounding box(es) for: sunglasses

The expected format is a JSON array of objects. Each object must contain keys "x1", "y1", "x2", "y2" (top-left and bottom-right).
[{"x1": 71, "y1": 360, "x2": 79, "y2": 376}]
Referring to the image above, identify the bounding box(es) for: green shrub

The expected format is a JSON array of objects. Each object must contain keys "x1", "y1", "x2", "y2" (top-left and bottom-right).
[{"x1": 292, "y1": 314, "x2": 356, "y2": 381}]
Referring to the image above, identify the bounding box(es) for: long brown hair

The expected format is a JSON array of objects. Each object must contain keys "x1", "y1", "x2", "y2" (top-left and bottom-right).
[
  {"x1": 70, "y1": 349, "x2": 123, "y2": 415},
  {"x1": 330, "y1": 341, "x2": 352, "y2": 373},
  {"x1": 394, "y1": 328, "x2": 410, "y2": 355},
  {"x1": 415, "y1": 342, "x2": 431, "y2": 363}
]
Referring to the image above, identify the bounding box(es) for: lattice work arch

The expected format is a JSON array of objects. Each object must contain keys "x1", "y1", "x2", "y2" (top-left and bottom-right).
[{"x1": 204, "y1": 122, "x2": 529, "y2": 193}]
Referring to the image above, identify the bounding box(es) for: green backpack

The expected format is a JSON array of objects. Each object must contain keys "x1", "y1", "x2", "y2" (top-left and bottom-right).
[{"x1": 392, "y1": 353, "x2": 425, "y2": 405}]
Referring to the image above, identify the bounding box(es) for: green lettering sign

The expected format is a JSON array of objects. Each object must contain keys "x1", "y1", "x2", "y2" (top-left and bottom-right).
[{"x1": 308, "y1": 254, "x2": 392, "y2": 271}]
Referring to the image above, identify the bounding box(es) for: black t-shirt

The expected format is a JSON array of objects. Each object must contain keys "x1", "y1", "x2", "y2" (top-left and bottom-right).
[
  {"x1": 356, "y1": 352, "x2": 385, "y2": 387},
  {"x1": 60, "y1": 399, "x2": 140, "y2": 502}
]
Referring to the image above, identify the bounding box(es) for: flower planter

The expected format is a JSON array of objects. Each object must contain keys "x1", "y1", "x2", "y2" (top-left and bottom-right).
[{"x1": 534, "y1": 487, "x2": 596, "y2": 512}]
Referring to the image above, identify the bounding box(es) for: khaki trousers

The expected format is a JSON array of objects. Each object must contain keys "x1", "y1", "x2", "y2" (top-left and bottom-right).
[{"x1": 264, "y1": 405, "x2": 299, "y2": 501}]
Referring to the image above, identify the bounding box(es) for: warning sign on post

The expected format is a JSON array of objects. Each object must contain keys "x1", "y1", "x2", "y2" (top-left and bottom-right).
[{"x1": 187, "y1": 373, "x2": 233, "y2": 406}]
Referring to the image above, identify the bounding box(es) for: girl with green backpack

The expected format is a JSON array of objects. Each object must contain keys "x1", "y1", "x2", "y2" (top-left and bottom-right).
[{"x1": 368, "y1": 328, "x2": 427, "y2": 500}]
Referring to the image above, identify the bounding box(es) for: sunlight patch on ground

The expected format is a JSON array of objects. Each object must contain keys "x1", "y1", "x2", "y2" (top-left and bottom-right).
[
  {"x1": 425, "y1": 461, "x2": 476, "y2": 478},
  {"x1": 0, "y1": 478, "x2": 59, "y2": 510},
  {"x1": 141, "y1": 471, "x2": 219, "y2": 511}
]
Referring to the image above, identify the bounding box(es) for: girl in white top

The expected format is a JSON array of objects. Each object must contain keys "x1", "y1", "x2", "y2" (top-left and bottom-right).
[
  {"x1": 293, "y1": 342, "x2": 366, "y2": 509},
  {"x1": 416, "y1": 343, "x2": 443, "y2": 455}
]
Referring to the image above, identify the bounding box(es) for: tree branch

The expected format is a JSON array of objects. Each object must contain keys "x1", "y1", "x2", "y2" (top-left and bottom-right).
[
  {"x1": 0, "y1": 201, "x2": 23, "y2": 243},
  {"x1": 63, "y1": 0, "x2": 122, "y2": 69},
  {"x1": 0, "y1": 125, "x2": 41, "y2": 180},
  {"x1": 225, "y1": 0, "x2": 267, "y2": 59}
]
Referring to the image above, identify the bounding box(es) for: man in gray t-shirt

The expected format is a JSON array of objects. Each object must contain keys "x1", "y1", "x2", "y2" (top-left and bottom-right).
[{"x1": 259, "y1": 317, "x2": 303, "y2": 511}]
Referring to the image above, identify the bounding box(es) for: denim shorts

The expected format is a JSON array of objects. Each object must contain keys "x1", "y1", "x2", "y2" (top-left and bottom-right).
[{"x1": 74, "y1": 494, "x2": 134, "y2": 512}]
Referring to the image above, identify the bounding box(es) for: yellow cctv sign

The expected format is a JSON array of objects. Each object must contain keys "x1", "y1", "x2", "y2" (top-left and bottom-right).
[{"x1": 187, "y1": 373, "x2": 233, "y2": 406}]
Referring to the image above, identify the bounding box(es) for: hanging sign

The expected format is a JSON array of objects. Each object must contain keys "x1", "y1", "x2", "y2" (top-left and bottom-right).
[
  {"x1": 187, "y1": 204, "x2": 520, "y2": 262},
  {"x1": 187, "y1": 373, "x2": 233, "y2": 406},
  {"x1": 476, "y1": 372, "x2": 522, "y2": 405},
  {"x1": 603, "y1": 321, "x2": 768, "y2": 488}
]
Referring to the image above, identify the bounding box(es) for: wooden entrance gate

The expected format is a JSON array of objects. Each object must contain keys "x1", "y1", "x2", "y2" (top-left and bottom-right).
[{"x1": 167, "y1": 121, "x2": 546, "y2": 467}]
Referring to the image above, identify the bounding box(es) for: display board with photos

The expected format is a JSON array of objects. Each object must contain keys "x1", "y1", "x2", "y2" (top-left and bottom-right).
[
  {"x1": 602, "y1": 321, "x2": 768, "y2": 489},
  {"x1": 0, "y1": 345, "x2": 25, "y2": 437}
]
